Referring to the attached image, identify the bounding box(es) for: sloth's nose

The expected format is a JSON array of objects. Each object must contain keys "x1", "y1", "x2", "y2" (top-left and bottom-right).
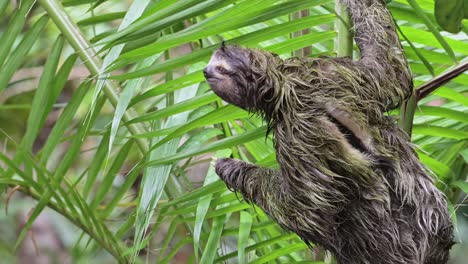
[{"x1": 203, "y1": 67, "x2": 212, "y2": 78}]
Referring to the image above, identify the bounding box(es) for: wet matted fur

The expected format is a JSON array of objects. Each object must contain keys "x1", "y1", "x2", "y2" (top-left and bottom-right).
[{"x1": 203, "y1": 0, "x2": 454, "y2": 263}]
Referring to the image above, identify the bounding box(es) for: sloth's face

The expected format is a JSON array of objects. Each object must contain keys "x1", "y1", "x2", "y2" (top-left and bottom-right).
[{"x1": 204, "y1": 45, "x2": 254, "y2": 109}]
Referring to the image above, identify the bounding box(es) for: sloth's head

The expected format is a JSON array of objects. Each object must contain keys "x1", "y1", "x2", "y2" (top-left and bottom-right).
[
  {"x1": 203, "y1": 45, "x2": 253, "y2": 109},
  {"x1": 204, "y1": 44, "x2": 286, "y2": 116}
]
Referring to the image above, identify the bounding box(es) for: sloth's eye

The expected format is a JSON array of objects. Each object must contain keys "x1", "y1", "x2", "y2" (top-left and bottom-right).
[{"x1": 215, "y1": 66, "x2": 228, "y2": 74}]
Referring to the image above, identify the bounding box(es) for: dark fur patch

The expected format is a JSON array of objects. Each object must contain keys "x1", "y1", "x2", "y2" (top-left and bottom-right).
[{"x1": 326, "y1": 113, "x2": 369, "y2": 154}]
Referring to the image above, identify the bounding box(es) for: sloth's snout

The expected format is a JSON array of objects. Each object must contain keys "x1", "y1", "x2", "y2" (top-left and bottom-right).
[{"x1": 203, "y1": 67, "x2": 212, "y2": 79}]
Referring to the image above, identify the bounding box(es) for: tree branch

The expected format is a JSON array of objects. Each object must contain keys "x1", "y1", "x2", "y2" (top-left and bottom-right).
[{"x1": 416, "y1": 60, "x2": 468, "y2": 100}]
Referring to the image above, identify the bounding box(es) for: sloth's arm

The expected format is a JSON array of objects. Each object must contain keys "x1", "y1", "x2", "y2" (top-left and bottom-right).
[
  {"x1": 215, "y1": 158, "x2": 285, "y2": 214},
  {"x1": 343, "y1": 0, "x2": 412, "y2": 110}
]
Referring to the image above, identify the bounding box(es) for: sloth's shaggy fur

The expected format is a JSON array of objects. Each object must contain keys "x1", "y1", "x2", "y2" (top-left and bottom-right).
[{"x1": 204, "y1": 0, "x2": 454, "y2": 263}]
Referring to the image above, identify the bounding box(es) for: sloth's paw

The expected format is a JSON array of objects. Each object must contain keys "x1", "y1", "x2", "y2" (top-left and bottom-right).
[{"x1": 215, "y1": 158, "x2": 243, "y2": 191}]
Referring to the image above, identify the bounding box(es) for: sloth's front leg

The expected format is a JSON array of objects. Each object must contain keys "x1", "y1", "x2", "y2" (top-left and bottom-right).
[{"x1": 215, "y1": 158, "x2": 286, "y2": 214}]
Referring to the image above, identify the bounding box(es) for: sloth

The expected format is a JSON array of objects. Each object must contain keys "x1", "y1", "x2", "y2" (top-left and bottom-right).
[{"x1": 203, "y1": 0, "x2": 453, "y2": 263}]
